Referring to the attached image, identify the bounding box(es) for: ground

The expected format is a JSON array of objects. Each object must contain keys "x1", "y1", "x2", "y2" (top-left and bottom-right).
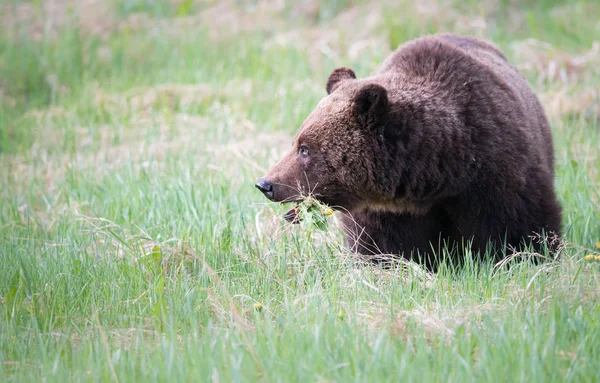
[{"x1": 0, "y1": 0, "x2": 599, "y2": 381}]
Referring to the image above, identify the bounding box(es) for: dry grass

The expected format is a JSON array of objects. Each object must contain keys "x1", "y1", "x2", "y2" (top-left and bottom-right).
[
  {"x1": 511, "y1": 39, "x2": 600, "y2": 84},
  {"x1": 1, "y1": 0, "x2": 114, "y2": 41},
  {"x1": 2, "y1": 1, "x2": 599, "y2": 380},
  {"x1": 541, "y1": 87, "x2": 600, "y2": 120},
  {"x1": 94, "y1": 83, "x2": 216, "y2": 112},
  {"x1": 1, "y1": 75, "x2": 297, "y2": 194}
]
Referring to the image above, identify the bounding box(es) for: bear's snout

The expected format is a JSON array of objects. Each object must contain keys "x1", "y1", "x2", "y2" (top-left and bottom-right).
[{"x1": 255, "y1": 178, "x2": 274, "y2": 200}]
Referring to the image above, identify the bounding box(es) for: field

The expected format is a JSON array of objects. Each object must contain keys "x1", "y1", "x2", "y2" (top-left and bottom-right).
[{"x1": 1, "y1": 0, "x2": 599, "y2": 381}]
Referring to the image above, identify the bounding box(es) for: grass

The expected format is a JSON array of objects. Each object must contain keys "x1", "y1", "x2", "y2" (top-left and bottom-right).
[{"x1": 1, "y1": 0, "x2": 599, "y2": 381}]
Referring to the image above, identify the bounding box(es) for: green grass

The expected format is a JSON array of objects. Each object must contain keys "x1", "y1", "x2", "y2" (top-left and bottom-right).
[{"x1": 1, "y1": 0, "x2": 600, "y2": 381}]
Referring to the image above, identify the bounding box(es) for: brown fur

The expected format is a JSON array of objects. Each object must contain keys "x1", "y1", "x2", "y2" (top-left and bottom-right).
[{"x1": 256, "y1": 34, "x2": 562, "y2": 270}]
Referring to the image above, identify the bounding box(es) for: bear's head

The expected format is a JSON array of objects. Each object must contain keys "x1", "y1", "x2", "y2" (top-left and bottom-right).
[{"x1": 255, "y1": 67, "x2": 396, "y2": 214}]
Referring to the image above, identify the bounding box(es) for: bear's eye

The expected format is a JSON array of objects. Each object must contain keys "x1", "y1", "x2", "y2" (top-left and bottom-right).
[{"x1": 299, "y1": 145, "x2": 310, "y2": 156}]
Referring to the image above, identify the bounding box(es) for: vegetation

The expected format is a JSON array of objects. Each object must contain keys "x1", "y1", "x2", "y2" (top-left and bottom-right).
[{"x1": 1, "y1": 0, "x2": 599, "y2": 381}]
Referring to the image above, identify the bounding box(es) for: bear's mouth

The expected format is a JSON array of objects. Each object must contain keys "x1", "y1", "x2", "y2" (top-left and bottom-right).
[
  {"x1": 284, "y1": 204, "x2": 301, "y2": 224},
  {"x1": 282, "y1": 200, "x2": 336, "y2": 225}
]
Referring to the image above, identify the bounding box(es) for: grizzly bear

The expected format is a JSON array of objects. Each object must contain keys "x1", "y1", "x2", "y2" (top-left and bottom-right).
[{"x1": 255, "y1": 34, "x2": 562, "y2": 270}]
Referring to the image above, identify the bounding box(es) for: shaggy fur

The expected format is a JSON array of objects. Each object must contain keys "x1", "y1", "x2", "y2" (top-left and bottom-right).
[{"x1": 256, "y1": 34, "x2": 562, "y2": 270}]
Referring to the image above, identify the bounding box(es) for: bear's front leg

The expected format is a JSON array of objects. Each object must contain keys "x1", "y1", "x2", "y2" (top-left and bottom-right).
[{"x1": 338, "y1": 206, "x2": 451, "y2": 270}]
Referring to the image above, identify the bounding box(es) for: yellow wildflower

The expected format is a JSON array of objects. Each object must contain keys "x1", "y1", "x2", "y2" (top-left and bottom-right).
[
  {"x1": 322, "y1": 207, "x2": 334, "y2": 216},
  {"x1": 595, "y1": 255, "x2": 600, "y2": 262},
  {"x1": 253, "y1": 302, "x2": 263, "y2": 312},
  {"x1": 584, "y1": 254, "x2": 596, "y2": 261},
  {"x1": 596, "y1": 241, "x2": 600, "y2": 249}
]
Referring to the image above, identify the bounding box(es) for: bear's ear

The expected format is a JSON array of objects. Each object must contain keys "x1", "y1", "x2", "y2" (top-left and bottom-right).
[
  {"x1": 352, "y1": 83, "x2": 389, "y2": 132},
  {"x1": 326, "y1": 67, "x2": 356, "y2": 94}
]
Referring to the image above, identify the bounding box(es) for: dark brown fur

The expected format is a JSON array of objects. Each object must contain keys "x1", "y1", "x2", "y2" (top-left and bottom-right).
[{"x1": 256, "y1": 34, "x2": 562, "y2": 270}]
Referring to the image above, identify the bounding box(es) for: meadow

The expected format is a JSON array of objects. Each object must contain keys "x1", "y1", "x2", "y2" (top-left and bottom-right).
[{"x1": 1, "y1": 0, "x2": 599, "y2": 381}]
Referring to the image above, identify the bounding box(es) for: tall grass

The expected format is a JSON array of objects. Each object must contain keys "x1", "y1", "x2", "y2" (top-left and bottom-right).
[{"x1": 1, "y1": 0, "x2": 599, "y2": 381}]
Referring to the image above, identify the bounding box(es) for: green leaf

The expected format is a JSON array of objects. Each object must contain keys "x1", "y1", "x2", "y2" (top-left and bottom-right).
[
  {"x1": 176, "y1": 0, "x2": 193, "y2": 17},
  {"x1": 155, "y1": 275, "x2": 165, "y2": 297}
]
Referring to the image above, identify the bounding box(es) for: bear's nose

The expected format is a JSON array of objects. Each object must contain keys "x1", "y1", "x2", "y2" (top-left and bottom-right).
[{"x1": 255, "y1": 178, "x2": 274, "y2": 200}]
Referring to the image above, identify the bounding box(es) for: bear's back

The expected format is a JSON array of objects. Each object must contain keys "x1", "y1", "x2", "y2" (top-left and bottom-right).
[
  {"x1": 377, "y1": 34, "x2": 555, "y2": 175},
  {"x1": 378, "y1": 34, "x2": 510, "y2": 81}
]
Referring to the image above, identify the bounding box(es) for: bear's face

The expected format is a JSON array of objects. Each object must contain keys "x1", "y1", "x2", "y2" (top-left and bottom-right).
[{"x1": 255, "y1": 67, "x2": 391, "y2": 212}]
